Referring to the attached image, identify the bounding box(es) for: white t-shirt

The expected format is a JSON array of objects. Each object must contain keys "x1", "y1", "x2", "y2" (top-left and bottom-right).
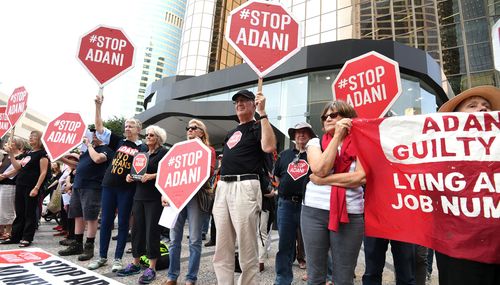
[
  {"x1": 304, "y1": 137, "x2": 364, "y2": 214},
  {"x1": 304, "y1": 138, "x2": 332, "y2": 210}
]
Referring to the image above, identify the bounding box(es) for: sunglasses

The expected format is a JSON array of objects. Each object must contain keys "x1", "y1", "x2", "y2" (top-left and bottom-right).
[
  {"x1": 146, "y1": 133, "x2": 156, "y2": 137},
  {"x1": 321, "y1": 112, "x2": 339, "y2": 121},
  {"x1": 186, "y1": 126, "x2": 198, "y2": 131}
]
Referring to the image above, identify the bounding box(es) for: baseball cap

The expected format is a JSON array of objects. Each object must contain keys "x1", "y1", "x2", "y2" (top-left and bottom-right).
[{"x1": 231, "y1": 90, "x2": 255, "y2": 101}]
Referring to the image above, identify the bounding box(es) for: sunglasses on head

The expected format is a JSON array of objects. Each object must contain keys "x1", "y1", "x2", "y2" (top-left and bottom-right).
[
  {"x1": 186, "y1": 126, "x2": 198, "y2": 131},
  {"x1": 321, "y1": 112, "x2": 339, "y2": 121}
]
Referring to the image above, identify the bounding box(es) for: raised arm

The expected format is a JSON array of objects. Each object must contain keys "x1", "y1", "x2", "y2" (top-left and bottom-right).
[
  {"x1": 84, "y1": 138, "x2": 107, "y2": 164},
  {"x1": 307, "y1": 118, "x2": 351, "y2": 177},
  {"x1": 95, "y1": 95, "x2": 104, "y2": 134},
  {"x1": 255, "y1": 91, "x2": 276, "y2": 153},
  {"x1": 5, "y1": 144, "x2": 21, "y2": 171}
]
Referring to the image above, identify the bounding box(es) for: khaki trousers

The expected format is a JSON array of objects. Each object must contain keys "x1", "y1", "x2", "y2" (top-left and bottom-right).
[{"x1": 213, "y1": 179, "x2": 262, "y2": 285}]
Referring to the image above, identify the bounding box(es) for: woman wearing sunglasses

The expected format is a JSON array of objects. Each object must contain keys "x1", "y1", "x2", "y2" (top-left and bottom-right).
[
  {"x1": 117, "y1": 125, "x2": 168, "y2": 284},
  {"x1": 163, "y1": 119, "x2": 216, "y2": 285},
  {"x1": 302, "y1": 101, "x2": 366, "y2": 285}
]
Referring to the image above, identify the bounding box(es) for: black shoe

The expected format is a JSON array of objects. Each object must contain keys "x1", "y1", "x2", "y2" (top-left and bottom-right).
[
  {"x1": 112, "y1": 234, "x2": 118, "y2": 240},
  {"x1": 58, "y1": 243, "x2": 83, "y2": 256},
  {"x1": 78, "y1": 243, "x2": 94, "y2": 261},
  {"x1": 204, "y1": 240, "x2": 215, "y2": 247},
  {"x1": 59, "y1": 239, "x2": 76, "y2": 246},
  {"x1": 0, "y1": 239, "x2": 19, "y2": 245}
]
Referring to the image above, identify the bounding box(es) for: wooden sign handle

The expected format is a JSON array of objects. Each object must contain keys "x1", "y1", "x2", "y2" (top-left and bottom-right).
[{"x1": 257, "y1": 77, "x2": 263, "y2": 92}]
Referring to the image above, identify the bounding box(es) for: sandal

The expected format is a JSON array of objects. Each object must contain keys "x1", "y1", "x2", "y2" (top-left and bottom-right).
[
  {"x1": 0, "y1": 233, "x2": 11, "y2": 240},
  {"x1": 18, "y1": 240, "x2": 31, "y2": 247}
]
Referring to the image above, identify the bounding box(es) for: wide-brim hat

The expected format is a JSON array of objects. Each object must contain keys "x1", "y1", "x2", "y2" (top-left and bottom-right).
[
  {"x1": 231, "y1": 90, "x2": 255, "y2": 101},
  {"x1": 288, "y1": 122, "x2": 316, "y2": 139},
  {"x1": 438, "y1": 85, "x2": 500, "y2": 112}
]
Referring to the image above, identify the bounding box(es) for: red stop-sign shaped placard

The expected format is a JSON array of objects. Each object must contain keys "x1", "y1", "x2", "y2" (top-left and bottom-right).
[
  {"x1": 287, "y1": 159, "x2": 309, "y2": 181},
  {"x1": 225, "y1": 0, "x2": 301, "y2": 78},
  {"x1": 0, "y1": 249, "x2": 50, "y2": 264},
  {"x1": 42, "y1": 112, "x2": 87, "y2": 161},
  {"x1": 156, "y1": 139, "x2": 212, "y2": 212},
  {"x1": 77, "y1": 25, "x2": 135, "y2": 87},
  {"x1": 332, "y1": 51, "x2": 402, "y2": 118},
  {"x1": 133, "y1": 153, "x2": 148, "y2": 174},
  {"x1": 0, "y1": 106, "x2": 12, "y2": 139},
  {"x1": 6, "y1": 86, "x2": 28, "y2": 127}
]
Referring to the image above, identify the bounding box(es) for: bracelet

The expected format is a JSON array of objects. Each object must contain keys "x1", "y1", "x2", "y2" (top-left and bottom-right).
[{"x1": 260, "y1": 115, "x2": 268, "y2": 120}]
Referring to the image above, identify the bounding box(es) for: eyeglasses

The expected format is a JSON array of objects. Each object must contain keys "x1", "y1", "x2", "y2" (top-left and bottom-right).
[
  {"x1": 185, "y1": 126, "x2": 198, "y2": 131},
  {"x1": 146, "y1": 133, "x2": 156, "y2": 137},
  {"x1": 321, "y1": 112, "x2": 339, "y2": 121}
]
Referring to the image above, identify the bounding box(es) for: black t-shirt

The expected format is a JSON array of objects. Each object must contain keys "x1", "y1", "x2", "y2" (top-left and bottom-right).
[
  {"x1": 73, "y1": 144, "x2": 113, "y2": 190},
  {"x1": 134, "y1": 147, "x2": 168, "y2": 201},
  {"x1": 16, "y1": 149, "x2": 49, "y2": 187},
  {"x1": 102, "y1": 139, "x2": 145, "y2": 188},
  {"x1": 220, "y1": 121, "x2": 265, "y2": 176},
  {"x1": 274, "y1": 148, "x2": 310, "y2": 197}
]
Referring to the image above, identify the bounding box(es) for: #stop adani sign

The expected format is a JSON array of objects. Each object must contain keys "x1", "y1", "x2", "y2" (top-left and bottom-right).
[
  {"x1": 156, "y1": 139, "x2": 212, "y2": 212},
  {"x1": 42, "y1": 112, "x2": 87, "y2": 161},
  {"x1": 0, "y1": 107, "x2": 12, "y2": 139},
  {"x1": 225, "y1": 0, "x2": 301, "y2": 78},
  {"x1": 333, "y1": 51, "x2": 402, "y2": 118},
  {"x1": 6, "y1": 86, "x2": 28, "y2": 127},
  {"x1": 77, "y1": 25, "x2": 135, "y2": 87}
]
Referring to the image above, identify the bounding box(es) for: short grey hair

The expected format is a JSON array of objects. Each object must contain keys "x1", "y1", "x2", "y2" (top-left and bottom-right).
[
  {"x1": 145, "y1": 125, "x2": 167, "y2": 145},
  {"x1": 125, "y1": 118, "x2": 142, "y2": 132}
]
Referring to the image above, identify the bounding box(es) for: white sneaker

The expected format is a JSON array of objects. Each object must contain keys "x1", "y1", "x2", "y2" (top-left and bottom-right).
[
  {"x1": 87, "y1": 257, "x2": 107, "y2": 270},
  {"x1": 111, "y1": 259, "x2": 123, "y2": 272}
]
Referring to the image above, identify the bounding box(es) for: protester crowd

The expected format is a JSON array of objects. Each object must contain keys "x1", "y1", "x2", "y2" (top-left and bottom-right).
[{"x1": 1, "y1": 86, "x2": 499, "y2": 285}]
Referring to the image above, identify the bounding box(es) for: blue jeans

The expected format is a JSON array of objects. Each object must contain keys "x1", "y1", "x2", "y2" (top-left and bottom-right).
[
  {"x1": 275, "y1": 198, "x2": 302, "y2": 285},
  {"x1": 99, "y1": 186, "x2": 135, "y2": 259},
  {"x1": 201, "y1": 211, "x2": 210, "y2": 235},
  {"x1": 168, "y1": 198, "x2": 203, "y2": 283},
  {"x1": 362, "y1": 237, "x2": 416, "y2": 285}
]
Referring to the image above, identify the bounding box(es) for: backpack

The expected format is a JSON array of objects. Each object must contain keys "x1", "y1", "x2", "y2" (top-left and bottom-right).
[{"x1": 139, "y1": 241, "x2": 170, "y2": 270}]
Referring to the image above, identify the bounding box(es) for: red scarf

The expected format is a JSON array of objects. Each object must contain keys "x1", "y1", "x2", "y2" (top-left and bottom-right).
[{"x1": 321, "y1": 133, "x2": 357, "y2": 232}]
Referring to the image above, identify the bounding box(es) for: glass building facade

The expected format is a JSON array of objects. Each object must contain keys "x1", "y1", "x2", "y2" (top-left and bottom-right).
[
  {"x1": 176, "y1": 0, "x2": 218, "y2": 76},
  {"x1": 191, "y1": 68, "x2": 438, "y2": 147},
  {"x1": 135, "y1": 0, "x2": 187, "y2": 113},
  {"x1": 186, "y1": 0, "x2": 500, "y2": 97}
]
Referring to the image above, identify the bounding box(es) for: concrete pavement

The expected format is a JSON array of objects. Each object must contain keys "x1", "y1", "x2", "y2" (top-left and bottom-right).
[{"x1": 1, "y1": 219, "x2": 439, "y2": 284}]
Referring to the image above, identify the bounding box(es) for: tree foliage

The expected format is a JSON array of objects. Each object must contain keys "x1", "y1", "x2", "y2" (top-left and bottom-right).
[{"x1": 88, "y1": 116, "x2": 126, "y2": 135}]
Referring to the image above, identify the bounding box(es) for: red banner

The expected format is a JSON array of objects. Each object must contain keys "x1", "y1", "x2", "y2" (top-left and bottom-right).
[{"x1": 350, "y1": 112, "x2": 500, "y2": 264}]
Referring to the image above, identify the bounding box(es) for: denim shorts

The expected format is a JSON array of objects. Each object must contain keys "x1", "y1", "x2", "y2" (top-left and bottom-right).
[{"x1": 68, "y1": 188, "x2": 102, "y2": 220}]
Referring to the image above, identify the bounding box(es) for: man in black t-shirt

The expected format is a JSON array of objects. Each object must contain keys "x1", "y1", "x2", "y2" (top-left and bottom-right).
[
  {"x1": 58, "y1": 131, "x2": 112, "y2": 261},
  {"x1": 212, "y1": 89, "x2": 276, "y2": 285},
  {"x1": 273, "y1": 122, "x2": 315, "y2": 285}
]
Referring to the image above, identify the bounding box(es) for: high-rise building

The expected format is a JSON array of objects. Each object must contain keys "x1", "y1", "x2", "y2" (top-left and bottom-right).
[
  {"x1": 175, "y1": 0, "x2": 499, "y2": 95},
  {"x1": 135, "y1": 0, "x2": 187, "y2": 113}
]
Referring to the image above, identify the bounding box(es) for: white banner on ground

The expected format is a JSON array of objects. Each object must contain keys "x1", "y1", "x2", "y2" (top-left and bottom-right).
[{"x1": 0, "y1": 248, "x2": 122, "y2": 284}]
